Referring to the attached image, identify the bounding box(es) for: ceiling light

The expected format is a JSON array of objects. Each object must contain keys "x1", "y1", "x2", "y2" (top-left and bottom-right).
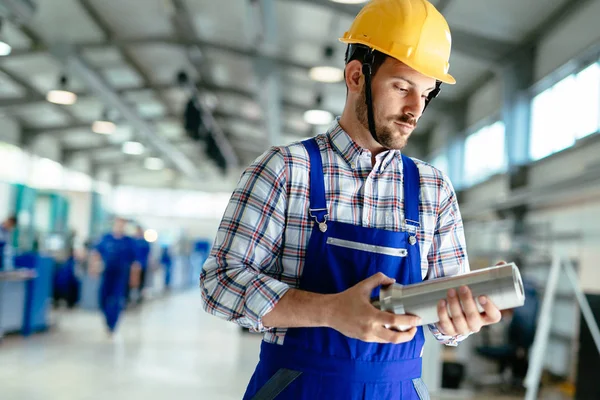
[
  {"x1": 309, "y1": 66, "x2": 344, "y2": 83},
  {"x1": 91, "y1": 120, "x2": 116, "y2": 135},
  {"x1": 0, "y1": 40, "x2": 11, "y2": 56},
  {"x1": 329, "y1": 0, "x2": 368, "y2": 3},
  {"x1": 122, "y1": 141, "x2": 145, "y2": 155},
  {"x1": 144, "y1": 157, "x2": 164, "y2": 171},
  {"x1": 303, "y1": 109, "x2": 334, "y2": 125},
  {"x1": 46, "y1": 90, "x2": 77, "y2": 105},
  {"x1": 144, "y1": 229, "x2": 158, "y2": 243},
  {"x1": 46, "y1": 75, "x2": 77, "y2": 105}
]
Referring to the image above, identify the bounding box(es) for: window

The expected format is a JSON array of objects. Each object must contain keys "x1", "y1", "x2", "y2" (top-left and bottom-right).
[
  {"x1": 463, "y1": 121, "x2": 506, "y2": 186},
  {"x1": 530, "y1": 62, "x2": 600, "y2": 161}
]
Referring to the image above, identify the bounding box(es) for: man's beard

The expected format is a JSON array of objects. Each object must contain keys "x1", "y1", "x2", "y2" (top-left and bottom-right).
[{"x1": 355, "y1": 86, "x2": 417, "y2": 150}]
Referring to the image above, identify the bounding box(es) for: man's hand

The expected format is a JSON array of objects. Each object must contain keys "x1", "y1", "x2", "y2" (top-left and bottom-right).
[
  {"x1": 327, "y1": 272, "x2": 422, "y2": 344},
  {"x1": 436, "y1": 261, "x2": 505, "y2": 336}
]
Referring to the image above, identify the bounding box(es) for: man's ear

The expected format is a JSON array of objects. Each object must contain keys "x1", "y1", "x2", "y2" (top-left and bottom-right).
[{"x1": 344, "y1": 60, "x2": 363, "y2": 94}]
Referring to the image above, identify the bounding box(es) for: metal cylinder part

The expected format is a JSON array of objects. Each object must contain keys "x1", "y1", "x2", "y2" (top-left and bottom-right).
[{"x1": 373, "y1": 263, "x2": 525, "y2": 328}]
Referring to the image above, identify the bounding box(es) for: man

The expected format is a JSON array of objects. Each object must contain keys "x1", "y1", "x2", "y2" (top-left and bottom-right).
[
  {"x1": 0, "y1": 215, "x2": 17, "y2": 270},
  {"x1": 132, "y1": 225, "x2": 151, "y2": 304},
  {"x1": 200, "y1": 1, "x2": 502, "y2": 398},
  {"x1": 91, "y1": 217, "x2": 137, "y2": 334}
]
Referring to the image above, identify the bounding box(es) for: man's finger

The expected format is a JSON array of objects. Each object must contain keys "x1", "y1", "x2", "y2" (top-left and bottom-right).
[
  {"x1": 374, "y1": 325, "x2": 417, "y2": 344},
  {"x1": 378, "y1": 311, "x2": 421, "y2": 329},
  {"x1": 479, "y1": 296, "x2": 502, "y2": 325},
  {"x1": 448, "y1": 289, "x2": 470, "y2": 335},
  {"x1": 361, "y1": 272, "x2": 396, "y2": 293},
  {"x1": 458, "y1": 286, "x2": 482, "y2": 333},
  {"x1": 436, "y1": 299, "x2": 456, "y2": 336}
]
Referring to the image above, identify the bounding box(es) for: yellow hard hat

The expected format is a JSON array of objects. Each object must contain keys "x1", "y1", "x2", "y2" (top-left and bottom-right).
[{"x1": 339, "y1": 0, "x2": 456, "y2": 85}]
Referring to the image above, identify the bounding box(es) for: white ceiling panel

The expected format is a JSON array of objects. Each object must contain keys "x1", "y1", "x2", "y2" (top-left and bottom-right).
[
  {"x1": 12, "y1": 103, "x2": 70, "y2": 128},
  {"x1": 30, "y1": 0, "x2": 105, "y2": 43},
  {"x1": 445, "y1": 0, "x2": 568, "y2": 42},
  {"x1": 87, "y1": 0, "x2": 174, "y2": 38},
  {"x1": 204, "y1": 49, "x2": 257, "y2": 92},
  {"x1": 102, "y1": 66, "x2": 144, "y2": 89},
  {"x1": 156, "y1": 119, "x2": 184, "y2": 140},
  {"x1": 275, "y1": 1, "x2": 334, "y2": 44},
  {"x1": 137, "y1": 100, "x2": 166, "y2": 118},
  {"x1": 82, "y1": 47, "x2": 124, "y2": 68},
  {"x1": 68, "y1": 96, "x2": 104, "y2": 122},
  {"x1": 62, "y1": 131, "x2": 105, "y2": 148},
  {"x1": 1, "y1": 19, "x2": 33, "y2": 49},
  {"x1": 2, "y1": 53, "x2": 87, "y2": 93},
  {"x1": 162, "y1": 88, "x2": 189, "y2": 113},
  {"x1": 0, "y1": 71, "x2": 26, "y2": 98},
  {"x1": 186, "y1": 0, "x2": 248, "y2": 46},
  {"x1": 128, "y1": 44, "x2": 193, "y2": 85}
]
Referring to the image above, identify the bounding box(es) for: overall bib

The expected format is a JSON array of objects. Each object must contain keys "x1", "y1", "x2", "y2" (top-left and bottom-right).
[{"x1": 243, "y1": 139, "x2": 428, "y2": 400}]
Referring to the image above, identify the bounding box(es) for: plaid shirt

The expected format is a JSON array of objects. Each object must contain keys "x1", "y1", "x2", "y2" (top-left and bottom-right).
[{"x1": 200, "y1": 120, "x2": 471, "y2": 346}]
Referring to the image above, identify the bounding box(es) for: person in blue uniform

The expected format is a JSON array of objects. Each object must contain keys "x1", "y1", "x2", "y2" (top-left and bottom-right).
[
  {"x1": 133, "y1": 225, "x2": 151, "y2": 304},
  {"x1": 0, "y1": 215, "x2": 17, "y2": 270},
  {"x1": 91, "y1": 217, "x2": 136, "y2": 334},
  {"x1": 160, "y1": 245, "x2": 172, "y2": 290}
]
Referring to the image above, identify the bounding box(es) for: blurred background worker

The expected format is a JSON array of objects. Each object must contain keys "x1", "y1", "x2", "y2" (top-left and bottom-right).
[
  {"x1": 0, "y1": 215, "x2": 17, "y2": 270},
  {"x1": 90, "y1": 217, "x2": 137, "y2": 335},
  {"x1": 160, "y1": 245, "x2": 173, "y2": 291},
  {"x1": 132, "y1": 225, "x2": 151, "y2": 304}
]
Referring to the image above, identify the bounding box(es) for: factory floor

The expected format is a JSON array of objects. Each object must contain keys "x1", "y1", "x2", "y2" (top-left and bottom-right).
[{"x1": 0, "y1": 290, "x2": 571, "y2": 400}]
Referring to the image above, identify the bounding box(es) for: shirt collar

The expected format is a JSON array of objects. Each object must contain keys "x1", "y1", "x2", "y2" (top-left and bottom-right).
[{"x1": 327, "y1": 118, "x2": 403, "y2": 169}]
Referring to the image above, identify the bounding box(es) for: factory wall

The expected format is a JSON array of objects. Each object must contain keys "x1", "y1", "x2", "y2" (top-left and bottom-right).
[{"x1": 455, "y1": 4, "x2": 600, "y2": 379}]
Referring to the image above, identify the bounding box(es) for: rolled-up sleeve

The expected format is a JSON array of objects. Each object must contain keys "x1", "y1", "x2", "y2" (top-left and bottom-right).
[
  {"x1": 426, "y1": 172, "x2": 472, "y2": 346},
  {"x1": 200, "y1": 147, "x2": 290, "y2": 332}
]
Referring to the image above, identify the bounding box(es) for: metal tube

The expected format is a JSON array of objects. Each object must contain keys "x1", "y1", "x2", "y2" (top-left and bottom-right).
[{"x1": 373, "y1": 263, "x2": 526, "y2": 327}]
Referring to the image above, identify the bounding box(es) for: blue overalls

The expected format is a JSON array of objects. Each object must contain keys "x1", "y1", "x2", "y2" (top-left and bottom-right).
[
  {"x1": 243, "y1": 139, "x2": 427, "y2": 400},
  {"x1": 95, "y1": 234, "x2": 136, "y2": 332}
]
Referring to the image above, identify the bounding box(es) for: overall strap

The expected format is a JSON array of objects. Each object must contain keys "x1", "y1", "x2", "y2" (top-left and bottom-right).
[
  {"x1": 301, "y1": 139, "x2": 328, "y2": 228},
  {"x1": 401, "y1": 154, "x2": 421, "y2": 230}
]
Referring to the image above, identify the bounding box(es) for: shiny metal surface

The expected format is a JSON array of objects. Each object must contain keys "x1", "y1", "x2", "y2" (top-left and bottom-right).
[{"x1": 373, "y1": 263, "x2": 525, "y2": 326}]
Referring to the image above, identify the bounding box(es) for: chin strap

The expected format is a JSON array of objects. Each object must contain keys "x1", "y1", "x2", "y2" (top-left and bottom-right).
[
  {"x1": 362, "y1": 49, "x2": 378, "y2": 142},
  {"x1": 424, "y1": 80, "x2": 442, "y2": 111}
]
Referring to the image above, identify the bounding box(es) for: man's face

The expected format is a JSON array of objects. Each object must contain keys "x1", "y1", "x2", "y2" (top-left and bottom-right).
[
  {"x1": 113, "y1": 219, "x2": 126, "y2": 235},
  {"x1": 355, "y1": 58, "x2": 437, "y2": 150}
]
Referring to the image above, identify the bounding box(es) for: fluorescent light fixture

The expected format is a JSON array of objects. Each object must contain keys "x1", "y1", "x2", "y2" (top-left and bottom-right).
[
  {"x1": 122, "y1": 141, "x2": 145, "y2": 155},
  {"x1": 309, "y1": 66, "x2": 344, "y2": 83},
  {"x1": 303, "y1": 109, "x2": 334, "y2": 125},
  {"x1": 0, "y1": 40, "x2": 11, "y2": 56},
  {"x1": 144, "y1": 229, "x2": 158, "y2": 243},
  {"x1": 91, "y1": 120, "x2": 116, "y2": 135},
  {"x1": 329, "y1": 0, "x2": 368, "y2": 3},
  {"x1": 144, "y1": 157, "x2": 164, "y2": 171},
  {"x1": 46, "y1": 90, "x2": 77, "y2": 105}
]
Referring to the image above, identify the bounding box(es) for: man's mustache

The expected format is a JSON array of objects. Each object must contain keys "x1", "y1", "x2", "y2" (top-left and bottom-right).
[{"x1": 393, "y1": 114, "x2": 417, "y2": 128}]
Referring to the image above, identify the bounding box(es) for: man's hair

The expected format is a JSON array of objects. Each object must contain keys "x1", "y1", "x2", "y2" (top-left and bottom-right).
[
  {"x1": 344, "y1": 45, "x2": 389, "y2": 86},
  {"x1": 7, "y1": 215, "x2": 17, "y2": 225}
]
